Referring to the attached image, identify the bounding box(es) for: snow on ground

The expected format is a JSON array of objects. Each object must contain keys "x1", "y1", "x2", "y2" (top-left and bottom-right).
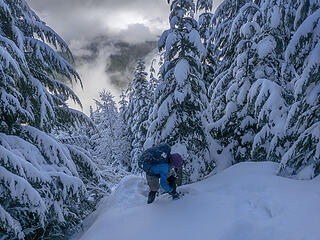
[{"x1": 75, "y1": 162, "x2": 320, "y2": 240}]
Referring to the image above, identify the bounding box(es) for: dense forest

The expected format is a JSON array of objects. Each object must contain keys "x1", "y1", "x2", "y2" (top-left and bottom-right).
[{"x1": 0, "y1": 0, "x2": 319, "y2": 239}]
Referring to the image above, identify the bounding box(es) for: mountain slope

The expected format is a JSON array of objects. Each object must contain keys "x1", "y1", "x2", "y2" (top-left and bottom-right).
[{"x1": 75, "y1": 162, "x2": 320, "y2": 240}]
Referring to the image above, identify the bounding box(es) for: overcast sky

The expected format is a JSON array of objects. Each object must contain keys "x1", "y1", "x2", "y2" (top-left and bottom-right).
[
  {"x1": 27, "y1": 0, "x2": 169, "y2": 44},
  {"x1": 26, "y1": 0, "x2": 170, "y2": 114}
]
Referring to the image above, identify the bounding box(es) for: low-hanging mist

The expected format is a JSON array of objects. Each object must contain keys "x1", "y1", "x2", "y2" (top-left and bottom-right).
[{"x1": 68, "y1": 36, "x2": 158, "y2": 113}]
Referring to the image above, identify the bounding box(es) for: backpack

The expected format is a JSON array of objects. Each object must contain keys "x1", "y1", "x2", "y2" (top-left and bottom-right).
[{"x1": 138, "y1": 143, "x2": 171, "y2": 173}]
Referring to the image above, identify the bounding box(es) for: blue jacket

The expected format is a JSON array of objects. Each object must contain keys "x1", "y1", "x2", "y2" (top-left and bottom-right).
[{"x1": 149, "y1": 163, "x2": 171, "y2": 192}]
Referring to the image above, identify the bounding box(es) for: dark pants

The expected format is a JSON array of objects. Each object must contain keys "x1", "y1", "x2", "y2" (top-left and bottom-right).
[{"x1": 146, "y1": 174, "x2": 176, "y2": 192}]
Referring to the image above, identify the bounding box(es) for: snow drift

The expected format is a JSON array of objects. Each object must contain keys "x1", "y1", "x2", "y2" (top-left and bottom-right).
[{"x1": 75, "y1": 162, "x2": 320, "y2": 240}]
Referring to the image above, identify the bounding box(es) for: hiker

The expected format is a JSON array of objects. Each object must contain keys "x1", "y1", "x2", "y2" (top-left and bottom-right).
[{"x1": 138, "y1": 143, "x2": 183, "y2": 204}]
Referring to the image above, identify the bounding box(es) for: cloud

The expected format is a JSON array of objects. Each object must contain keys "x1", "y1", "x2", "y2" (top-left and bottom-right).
[
  {"x1": 68, "y1": 44, "x2": 121, "y2": 114},
  {"x1": 66, "y1": 35, "x2": 158, "y2": 114},
  {"x1": 116, "y1": 24, "x2": 156, "y2": 44},
  {"x1": 26, "y1": 0, "x2": 224, "y2": 114},
  {"x1": 27, "y1": 0, "x2": 169, "y2": 43},
  {"x1": 25, "y1": 0, "x2": 168, "y2": 115},
  {"x1": 27, "y1": 1, "x2": 107, "y2": 43}
]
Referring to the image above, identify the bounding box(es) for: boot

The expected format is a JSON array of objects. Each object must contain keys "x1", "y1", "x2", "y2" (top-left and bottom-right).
[
  {"x1": 169, "y1": 190, "x2": 180, "y2": 200},
  {"x1": 147, "y1": 191, "x2": 157, "y2": 204}
]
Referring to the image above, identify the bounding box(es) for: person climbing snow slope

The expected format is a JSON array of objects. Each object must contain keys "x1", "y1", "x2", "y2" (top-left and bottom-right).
[{"x1": 138, "y1": 143, "x2": 183, "y2": 204}]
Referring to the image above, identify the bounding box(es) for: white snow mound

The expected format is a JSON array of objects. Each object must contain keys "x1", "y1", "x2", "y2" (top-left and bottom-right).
[{"x1": 76, "y1": 162, "x2": 320, "y2": 240}]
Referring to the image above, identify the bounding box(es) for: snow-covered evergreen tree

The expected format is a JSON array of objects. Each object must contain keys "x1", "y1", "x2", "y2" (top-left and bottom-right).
[
  {"x1": 208, "y1": 0, "x2": 319, "y2": 179},
  {"x1": 197, "y1": 0, "x2": 213, "y2": 45},
  {"x1": 119, "y1": 90, "x2": 128, "y2": 114},
  {"x1": 247, "y1": 0, "x2": 290, "y2": 163},
  {"x1": 123, "y1": 79, "x2": 135, "y2": 170},
  {"x1": 146, "y1": 0, "x2": 213, "y2": 182},
  {"x1": 208, "y1": 1, "x2": 259, "y2": 169},
  {"x1": 197, "y1": 0, "x2": 214, "y2": 90},
  {"x1": 279, "y1": 4, "x2": 320, "y2": 178},
  {"x1": 130, "y1": 59, "x2": 151, "y2": 173},
  {"x1": 207, "y1": 0, "x2": 251, "y2": 77},
  {"x1": 90, "y1": 96, "x2": 126, "y2": 191},
  {"x1": 91, "y1": 90, "x2": 121, "y2": 173},
  {"x1": 0, "y1": 1, "x2": 101, "y2": 238},
  {"x1": 196, "y1": 0, "x2": 213, "y2": 12},
  {"x1": 208, "y1": 0, "x2": 292, "y2": 170},
  {"x1": 145, "y1": 56, "x2": 162, "y2": 134},
  {"x1": 149, "y1": 58, "x2": 161, "y2": 94},
  {"x1": 207, "y1": 0, "x2": 253, "y2": 134},
  {"x1": 118, "y1": 90, "x2": 132, "y2": 171}
]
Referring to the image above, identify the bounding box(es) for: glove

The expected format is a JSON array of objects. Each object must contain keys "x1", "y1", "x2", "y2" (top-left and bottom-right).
[
  {"x1": 167, "y1": 176, "x2": 177, "y2": 192},
  {"x1": 169, "y1": 190, "x2": 180, "y2": 200}
]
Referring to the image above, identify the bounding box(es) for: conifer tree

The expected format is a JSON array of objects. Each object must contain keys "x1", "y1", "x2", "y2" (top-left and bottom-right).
[
  {"x1": 208, "y1": 0, "x2": 320, "y2": 179},
  {"x1": 0, "y1": 1, "x2": 101, "y2": 238},
  {"x1": 90, "y1": 90, "x2": 128, "y2": 186},
  {"x1": 91, "y1": 90, "x2": 118, "y2": 162},
  {"x1": 146, "y1": 0, "x2": 213, "y2": 182},
  {"x1": 207, "y1": 0, "x2": 253, "y2": 137},
  {"x1": 123, "y1": 79, "x2": 135, "y2": 170},
  {"x1": 247, "y1": 0, "x2": 290, "y2": 162},
  {"x1": 118, "y1": 90, "x2": 132, "y2": 171},
  {"x1": 197, "y1": 0, "x2": 214, "y2": 89},
  {"x1": 130, "y1": 59, "x2": 151, "y2": 173},
  {"x1": 197, "y1": 0, "x2": 213, "y2": 47},
  {"x1": 149, "y1": 58, "x2": 161, "y2": 94},
  {"x1": 279, "y1": 4, "x2": 320, "y2": 178},
  {"x1": 208, "y1": 1, "x2": 259, "y2": 168},
  {"x1": 119, "y1": 90, "x2": 128, "y2": 115},
  {"x1": 207, "y1": 0, "x2": 250, "y2": 78},
  {"x1": 208, "y1": 0, "x2": 293, "y2": 169},
  {"x1": 145, "y1": 57, "x2": 162, "y2": 133}
]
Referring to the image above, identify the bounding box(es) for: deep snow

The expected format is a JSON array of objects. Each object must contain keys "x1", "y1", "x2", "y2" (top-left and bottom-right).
[{"x1": 75, "y1": 162, "x2": 320, "y2": 240}]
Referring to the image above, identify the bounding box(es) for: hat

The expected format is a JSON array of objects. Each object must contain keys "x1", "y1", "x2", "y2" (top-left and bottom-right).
[{"x1": 170, "y1": 153, "x2": 183, "y2": 168}]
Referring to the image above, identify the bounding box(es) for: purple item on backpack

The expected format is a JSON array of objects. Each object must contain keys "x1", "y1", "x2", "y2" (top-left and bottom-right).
[{"x1": 170, "y1": 153, "x2": 183, "y2": 168}]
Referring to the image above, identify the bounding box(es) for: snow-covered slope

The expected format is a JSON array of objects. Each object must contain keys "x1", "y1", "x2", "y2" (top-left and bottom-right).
[{"x1": 75, "y1": 162, "x2": 320, "y2": 240}]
